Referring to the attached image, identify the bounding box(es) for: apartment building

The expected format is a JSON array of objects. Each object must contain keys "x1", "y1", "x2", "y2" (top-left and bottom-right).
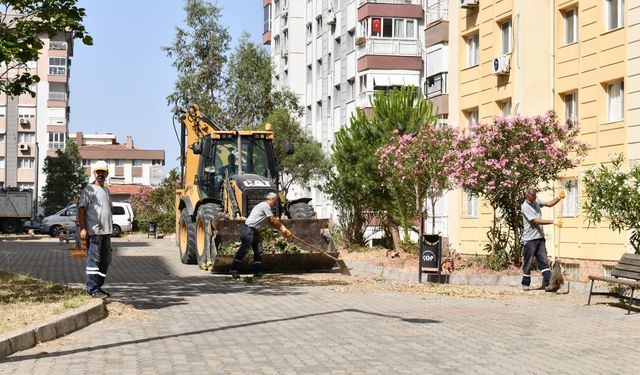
[
  {"x1": 0, "y1": 31, "x2": 73, "y2": 205},
  {"x1": 69, "y1": 132, "x2": 165, "y2": 195},
  {"x1": 449, "y1": 0, "x2": 634, "y2": 275},
  {"x1": 263, "y1": 0, "x2": 432, "y2": 220}
]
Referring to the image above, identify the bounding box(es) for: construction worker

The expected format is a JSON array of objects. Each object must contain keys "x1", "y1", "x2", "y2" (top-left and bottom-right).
[
  {"x1": 79, "y1": 160, "x2": 113, "y2": 298},
  {"x1": 230, "y1": 192, "x2": 292, "y2": 279},
  {"x1": 521, "y1": 188, "x2": 564, "y2": 292}
]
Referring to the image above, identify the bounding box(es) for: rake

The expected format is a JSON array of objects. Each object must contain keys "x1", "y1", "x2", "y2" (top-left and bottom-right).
[{"x1": 289, "y1": 233, "x2": 351, "y2": 276}]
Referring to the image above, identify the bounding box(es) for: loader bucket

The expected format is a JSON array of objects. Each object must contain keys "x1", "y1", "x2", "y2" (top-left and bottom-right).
[{"x1": 210, "y1": 218, "x2": 340, "y2": 274}]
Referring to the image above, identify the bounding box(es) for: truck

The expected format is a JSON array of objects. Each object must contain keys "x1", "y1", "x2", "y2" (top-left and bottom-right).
[
  {"x1": 174, "y1": 104, "x2": 337, "y2": 273},
  {"x1": 0, "y1": 190, "x2": 33, "y2": 233}
]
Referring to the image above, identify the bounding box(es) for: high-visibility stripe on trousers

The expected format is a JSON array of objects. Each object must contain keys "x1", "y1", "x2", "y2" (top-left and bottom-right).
[{"x1": 86, "y1": 234, "x2": 111, "y2": 294}]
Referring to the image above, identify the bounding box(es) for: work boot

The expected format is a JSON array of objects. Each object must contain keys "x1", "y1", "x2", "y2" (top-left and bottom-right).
[
  {"x1": 544, "y1": 285, "x2": 558, "y2": 292},
  {"x1": 230, "y1": 270, "x2": 240, "y2": 279},
  {"x1": 253, "y1": 271, "x2": 264, "y2": 278},
  {"x1": 98, "y1": 288, "x2": 111, "y2": 297},
  {"x1": 521, "y1": 285, "x2": 530, "y2": 291}
]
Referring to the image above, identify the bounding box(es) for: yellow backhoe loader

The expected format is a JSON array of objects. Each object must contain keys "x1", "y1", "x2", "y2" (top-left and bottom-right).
[{"x1": 174, "y1": 104, "x2": 338, "y2": 273}]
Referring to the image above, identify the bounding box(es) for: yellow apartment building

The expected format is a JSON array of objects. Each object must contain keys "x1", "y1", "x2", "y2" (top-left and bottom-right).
[{"x1": 447, "y1": 0, "x2": 635, "y2": 279}]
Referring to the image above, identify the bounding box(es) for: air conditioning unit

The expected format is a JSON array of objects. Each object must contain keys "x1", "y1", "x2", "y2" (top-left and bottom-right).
[
  {"x1": 327, "y1": 8, "x2": 336, "y2": 25},
  {"x1": 281, "y1": 49, "x2": 289, "y2": 58},
  {"x1": 492, "y1": 55, "x2": 510, "y2": 75},
  {"x1": 18, "y1": 143, "x2": 30, "y2": 152},
  {"x1": 461, "y1": 0, "x2": 479, "y2": 8},
  {"x1": 281, "y1": 5, "x2": 288, "y2": 17},
  {"x1": 19, "y1": 118, "x2": 29, "y2": 125}
]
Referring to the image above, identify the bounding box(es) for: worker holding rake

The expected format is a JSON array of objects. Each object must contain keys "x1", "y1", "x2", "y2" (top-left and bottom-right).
[{"x1": 521, "y1": 188, "x2": 565, "y2": 292}]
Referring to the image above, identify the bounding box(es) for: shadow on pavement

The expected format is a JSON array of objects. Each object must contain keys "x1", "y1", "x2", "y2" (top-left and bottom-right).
[{"x1": 5, "y1": 308, "x2": 440, "y2": 363}]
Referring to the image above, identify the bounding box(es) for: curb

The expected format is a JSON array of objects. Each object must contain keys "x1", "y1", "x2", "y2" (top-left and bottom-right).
[
  {"x1": 345, "y1": 260, "x2": 609, "y2": 294},
  {"x1": 0, "y1": 298, "x2": 107, "y2": 360}
]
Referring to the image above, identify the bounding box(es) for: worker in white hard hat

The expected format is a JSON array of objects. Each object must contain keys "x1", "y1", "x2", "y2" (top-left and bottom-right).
[{"x1": 78, "y1": 160, "x2": 113, "y2": 298}]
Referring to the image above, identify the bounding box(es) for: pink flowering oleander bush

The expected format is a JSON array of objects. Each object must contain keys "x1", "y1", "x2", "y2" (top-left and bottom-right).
[
  {"x1": 377, "y1": 124, "x2": 458, "y2": 240},
  {"x1": 444, "y1": 111, "x2": 589, "y2": 265},
  {"x1": 583, "y1": 154, "x2": 640, "y2": 254}
]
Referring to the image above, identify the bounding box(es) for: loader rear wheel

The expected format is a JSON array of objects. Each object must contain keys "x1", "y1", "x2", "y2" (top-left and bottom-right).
[
  {"x1": 178, "y1": 209, "x2": 197, "y2": 264},
  {"x1": 287, "y1": 202, "x2": 316, "y2": 219},
  {"x1": 195, "y1": 203, "x2": 223, "y2": 268}
]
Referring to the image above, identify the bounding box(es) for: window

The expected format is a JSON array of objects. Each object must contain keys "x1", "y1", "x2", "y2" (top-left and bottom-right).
[
  {"x1": 605, "y1": 0, "x2": 624, "y2": 31},
  {"x1": 0, "y1": 156, "x2": 4, "y2": 168},
  {"x1": 316, "y1": 60, "x2": 322, "y2": 80},
  {"x1": 466, "y1": 109, "x2": 479, "y2": 128},
  {"x1": 263, "y1": 4, "x2": 271, "y2": 33},
  {"x1": 334, "y1": 84, "x2": 341, "y2": 100},
  {"x1": 501, "y1": 20, "x2": 512, "y2": 54},
  {"x1": 112, "y1": 206, "x2": 126, "y2": 215},
  {"x1": 466, "y1": 34, "x2": 479, "y2": 67},
  {"x1": 115, "y1": 159, "x2": 125, "y2": 166},
  {"x1": 18, "y1": 133, "x2": 35, "y2": 143},
  {"x1": 0, "y1": 134, "x2": 5, "y2": 143},
  {"x1": 316, "y1": 16, "x2": 323, "y2": 36},
  {"x1": 0, "y1": 106, "x2": 5, "y2": 117},
  {"x1": 18, "y1": 157, "x2": 35, "y2": 169},
  {"x1": 316, "y1": 101, "x2": 322, "y2": 122},
  {"x1": 132, "y1": 176, "x2": 143, "y2": 183},
  {"x1": 607, "y1": 81, "x2": 624, "y2": 122},
  {"x1": 466, "y1": 193, "x2": 478, "y2": 218},
  {"x1": 347, "y1": 29, "x2": 355, "y2": 49},
  {"x1": 132, "y1": 159, "x2": 143, "y2": 167},
  {"x1": 359, "y1": 74, "x2": 367, "y2": 94},
  {"x1": 367, "y1": 17, "x2": 416, "y2": 39},
  {"x1": 564, "y1": 8, "x2": 578, "y2": 44},
  {"x1": 561, "y1": 179, "x2": 579, "y2": 217},
  {"x1": 306, "y1": 23, "x2": 313, "y2": 42},
  {"x1": 48, "y1": 132, "x2": 66, "y2": 151},
  {"x1": 500, "y1": 99, "x2": 512, "y2": 117},
  {"x1": 564, "y1": 92, "x2": 578, "y2": 125},
  {"x1": 48, "y1": 57, "x2": 67, "y2": 75},
  {"x1": 347, "y1": 78, "x2": 355, "y2": 101},
  {"x1": 334, "y1": 37, "x2": 341, "y2": 54},
  {"x1": 82, "y1": 159, "x2": 91, "y2": 167},
  {"x1": 152, "y1": 160, "x2": 164, "y2": 166}
]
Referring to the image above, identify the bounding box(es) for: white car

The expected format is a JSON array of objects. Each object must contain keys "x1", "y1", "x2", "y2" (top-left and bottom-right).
[{"x1": 41, "y1": 202, "x2": 134, "y2": 237}]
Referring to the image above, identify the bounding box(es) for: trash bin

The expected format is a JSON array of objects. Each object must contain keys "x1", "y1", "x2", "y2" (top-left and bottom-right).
[
  {"x1": 418, "y1": 234, "x2": 445, "y2": 283},
  {"x1": 148, "y1": 221, "x2": 157, "y2": 239}
]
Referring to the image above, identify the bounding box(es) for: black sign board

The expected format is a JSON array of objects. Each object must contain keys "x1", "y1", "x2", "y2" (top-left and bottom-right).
[{"x1": 419, "y1": 234, "x2": 442, "y2": 283}]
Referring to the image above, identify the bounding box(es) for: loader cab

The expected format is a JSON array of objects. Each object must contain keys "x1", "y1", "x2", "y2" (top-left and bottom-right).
[{"x1": 198, "y1": 133, "x2": 278, "y2": 203}]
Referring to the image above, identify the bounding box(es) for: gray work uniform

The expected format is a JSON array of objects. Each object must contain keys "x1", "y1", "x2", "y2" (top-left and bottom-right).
[
  {"x1": 521, "y1": 199, "x2": 551, "y2": 287},
  {"x1": 79, "y1": 184, "x2": 113, "y2": 236},
  {"x1": 232, "y1": 201, "x2": 275, "y2": 274}
]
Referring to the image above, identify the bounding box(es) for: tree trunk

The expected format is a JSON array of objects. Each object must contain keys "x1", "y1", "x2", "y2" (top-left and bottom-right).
[
  {"x1": 385, "y1": 213, "x2": 401, "y2": 251},
  {"x1": 431, "y1": 199, "x2": 437, "y2": 234}
]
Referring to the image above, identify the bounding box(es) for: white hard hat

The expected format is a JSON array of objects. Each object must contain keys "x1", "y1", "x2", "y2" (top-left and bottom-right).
[{"x1": 94, "y1": 160, "x2": 108, "y2": 172}]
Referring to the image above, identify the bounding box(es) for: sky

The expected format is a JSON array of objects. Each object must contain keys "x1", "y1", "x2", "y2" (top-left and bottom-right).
[{"x1": 70, "y1": 0, "x2": 264, "y2": 171}]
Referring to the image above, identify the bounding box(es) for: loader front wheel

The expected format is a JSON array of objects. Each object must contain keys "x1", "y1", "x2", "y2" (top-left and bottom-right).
[
  {"x1": 178, "y1": 209, "x2": 197, "y2": 264},
  {"x1": 195, "y1": 203, "x2": 222, "y2": 268},
  {"x1": 287, "y1": 202, "x2": 316, "y2": 219}
]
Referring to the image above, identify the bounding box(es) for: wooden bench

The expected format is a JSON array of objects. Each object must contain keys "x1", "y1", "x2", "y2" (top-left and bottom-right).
[{"x1": 588, "y1": 253, "x2": 640, "y2": 314}]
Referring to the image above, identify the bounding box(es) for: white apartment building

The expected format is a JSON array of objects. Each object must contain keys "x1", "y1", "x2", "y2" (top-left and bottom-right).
[{"x1": 263, "y1": 0, "x2": 448, "y2": 229}]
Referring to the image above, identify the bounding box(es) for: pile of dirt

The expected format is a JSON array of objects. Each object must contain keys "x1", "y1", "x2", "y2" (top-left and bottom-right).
[{"x1": 105, "y1": 301, "x2": 156, "y2": 322}]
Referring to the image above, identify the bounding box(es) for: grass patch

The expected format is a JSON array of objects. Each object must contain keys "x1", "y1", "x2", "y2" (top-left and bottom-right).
[{"x1": 0, "y1": 270, "x2": 91, "y2": 335}]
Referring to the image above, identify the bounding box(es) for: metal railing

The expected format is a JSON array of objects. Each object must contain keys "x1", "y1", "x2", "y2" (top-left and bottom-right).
[
  {"x1": 425, "y1": 72, "x2": 447, "y2": 98},
  {"x1": 48, "y1": 92, "x2": 67, "y2": 101},
  {"x1": 359, "y1": 38, "x2": 422, "y2": 57},
  {"x1": 359, "y1": 0, "x2": 421, "y2": 5},
  {"x1": 49, "y1": 41, "x2": 67, "y2": 50},
  {"x1": 426, "y1": 0, "x2": 448, "y2": 25}
]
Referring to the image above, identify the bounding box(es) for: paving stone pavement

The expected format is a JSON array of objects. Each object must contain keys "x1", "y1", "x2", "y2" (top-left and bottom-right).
[{"x1": 0, "y1": 236, "x2": 639, "y2": 374}]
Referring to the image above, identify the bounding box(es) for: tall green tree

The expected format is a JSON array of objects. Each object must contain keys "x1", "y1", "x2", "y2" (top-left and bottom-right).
[
  {"x1": 263, "y1": 109, "x2": 331, "y2": 197},
  {"x1": 225, "y1": 32, "x2": 272, "y2": 129},
  {"x1": 41, "y1": 140, "x2": 86, "y2": 215},
  {"x1": 328, "y1": 87, "x2": 438, "y2": 250},
  {"x1": 163, "y1": 0, "x2": 230, "y2": 126},
  {"x1": 0, "y1": 0, "x2": 92, "y2": 96}
]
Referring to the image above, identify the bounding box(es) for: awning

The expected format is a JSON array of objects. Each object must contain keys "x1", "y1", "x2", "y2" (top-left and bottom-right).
[{"x1": 371, "y1": 74, "x2": 421, "y2": 87}]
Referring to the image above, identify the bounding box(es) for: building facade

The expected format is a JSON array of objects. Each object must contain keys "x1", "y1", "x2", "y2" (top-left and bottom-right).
[
  {"x1": 263, "y1": 0, "x2": 636, "y2": 271},
  {"x1": 70, "y1": 132, "x2": 165, "y2": 188},
  {"x1": 0, "y1": 31, "x2": 74, "y2": 206}
]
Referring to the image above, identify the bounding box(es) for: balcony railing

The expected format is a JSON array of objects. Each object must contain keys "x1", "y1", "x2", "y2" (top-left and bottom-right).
[
  {"x1": 49, "y1": 41, "x2": 68, "y2": 50},
  {"x1": 425, "y1": 72, "x2": 447, "y2": 98},
  {"x1": 49, "y1": 92, "x2": 67, "y2": 101},
  {"x1": 358, "y1": 0, "x2": 421, "y2": 5},
  {"x1": 426, "y1": 1, "x2": 448, "y2": 25},
  {"x1": 358, "y1": 38, "x2": 421, "y2": 57}
]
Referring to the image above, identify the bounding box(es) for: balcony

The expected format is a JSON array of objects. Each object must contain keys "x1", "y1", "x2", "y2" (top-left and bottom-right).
[
  {"x1": 426, "y1": 0, "x2": 448, "y2": 25},
  {"x1": 358, "y1": 0, "x2": 421, "y2": 5},
  {"x1": 358, "y1": 38, "x2": 421, "y2": 57},
  {"x1": 49, "y1": 92, "x2": 68, "y2": 101},
  {"x1": 425, "y1": 72, "x2": 447, "y2": 98},
  {"x1": 49, "y1": 41, "x2": 68, "y2": 50}
]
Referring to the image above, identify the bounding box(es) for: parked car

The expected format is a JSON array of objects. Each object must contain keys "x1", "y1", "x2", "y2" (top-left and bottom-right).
[
  {"x1": 41, "y1": 202, "x2": 134, "y2": 237},
  {"x1": 21, "y1": 219, "x2": 42, "y2": 233}
]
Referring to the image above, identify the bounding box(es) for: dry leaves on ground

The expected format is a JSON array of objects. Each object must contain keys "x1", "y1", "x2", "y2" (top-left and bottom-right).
[{"x1": 105, "y1": 301, "x2": 156, "y2": 322}]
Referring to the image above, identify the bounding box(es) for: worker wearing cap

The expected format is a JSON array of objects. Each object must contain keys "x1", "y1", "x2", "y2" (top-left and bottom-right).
[
  {"x1": 230, "y1": 192, "x2": 292, "y2": 279},
  {"x1": 78, "y1": 160, "x2": 113, "y2": 298}
]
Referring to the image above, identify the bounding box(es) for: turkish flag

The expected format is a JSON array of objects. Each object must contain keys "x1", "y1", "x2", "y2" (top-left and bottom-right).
[{"x1": 372, "y1": 18, "x2": 381, "y2": 33}]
